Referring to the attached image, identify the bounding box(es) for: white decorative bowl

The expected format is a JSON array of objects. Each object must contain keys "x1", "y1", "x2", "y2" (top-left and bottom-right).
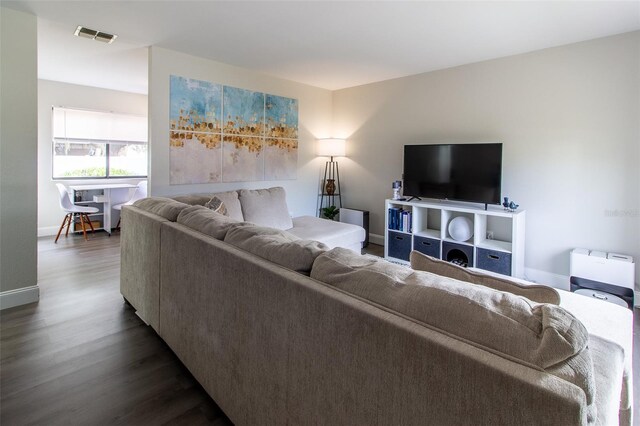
[{"x1": 448, "y1": 216, "x2": 473, "y2": 242}]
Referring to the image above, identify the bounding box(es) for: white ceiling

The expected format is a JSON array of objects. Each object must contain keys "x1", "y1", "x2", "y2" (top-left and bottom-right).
[
  {"x1": 36, "y1": 18, "x2": 149, "y2": 94},
  {"x1": 5, "y1": 1, "x2": 640, "y2": 94}
]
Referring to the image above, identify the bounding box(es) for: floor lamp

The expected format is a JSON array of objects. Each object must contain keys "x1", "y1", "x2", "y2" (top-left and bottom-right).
[{"x1": 317, "y1": 138, "x2": 346, "y2": 217}]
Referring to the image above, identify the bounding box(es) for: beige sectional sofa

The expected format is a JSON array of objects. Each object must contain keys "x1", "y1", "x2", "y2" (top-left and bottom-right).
[{"x1": 120, "y1": 189, "x2": 633, "y2": 425}]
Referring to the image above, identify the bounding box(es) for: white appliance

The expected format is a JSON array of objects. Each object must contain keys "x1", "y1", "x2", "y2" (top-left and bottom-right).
[
  {"x1": 570, "y1": 248, "x2": 635, "y2": 308},
  {"x1": 570, "y1": 248, "x2": 634, "y2": 289}
]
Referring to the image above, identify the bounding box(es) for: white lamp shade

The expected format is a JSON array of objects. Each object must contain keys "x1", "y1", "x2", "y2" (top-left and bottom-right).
[{"x1": 317, "y1": 138, "x2": 346, "y2": 157}]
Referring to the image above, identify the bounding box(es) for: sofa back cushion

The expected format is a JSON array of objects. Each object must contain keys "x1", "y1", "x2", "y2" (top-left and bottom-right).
[
  {"x1": 311, "y1": 248, "x2": 595, "y2": 413},
  {"x1": 410, "y1": 251, "x2": 560, "y2": 305},
  {"x1": 170, "y1": 194, "x2": 210, "y2": 206},
  {"x1": 177, "y1": 205, "x2": 253, "y2": 240},
  {"x1": 132, "y1": 197, "x2": 190, "y2": 221},
  {"x1": 224, "y1": 225, "x2": 327, "y2": 274},
  {"x1": 238, "y1": 187, "x2": 293, "y2": 230},
  {"x1": 171, "y1": 191, "x2": 244, "y2": 221}
]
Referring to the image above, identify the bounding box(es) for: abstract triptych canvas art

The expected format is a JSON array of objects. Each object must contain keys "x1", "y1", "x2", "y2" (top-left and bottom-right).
[{"x1": 169, "y1": 75, "x2": 299, "y2": 184}]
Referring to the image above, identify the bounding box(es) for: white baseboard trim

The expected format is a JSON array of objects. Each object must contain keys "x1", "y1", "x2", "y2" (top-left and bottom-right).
[
  {"x1": 369, "y1": 233, "x2": 384, "y2": 246},
  {"x1": 38, "y1": 226, "x2": 59, "y2": 237},
  {"x1": 0, "y1": 286, "x2": 39, "y2": 310}
]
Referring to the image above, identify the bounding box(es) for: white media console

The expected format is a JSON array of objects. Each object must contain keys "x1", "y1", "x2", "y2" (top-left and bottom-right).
[{"x1": 385, "y1": 198, "x2": 525, "y2": 278}]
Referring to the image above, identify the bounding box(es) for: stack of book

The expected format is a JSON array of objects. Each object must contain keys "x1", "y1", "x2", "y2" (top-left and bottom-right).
[{"x1": 388, "y1": 207, "x2": 412, "y2": 232}]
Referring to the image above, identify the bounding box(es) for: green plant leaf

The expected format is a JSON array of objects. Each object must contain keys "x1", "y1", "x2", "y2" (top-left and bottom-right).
[{"x1": 321, "y1": 205, "x2": 340, "y2": 220}]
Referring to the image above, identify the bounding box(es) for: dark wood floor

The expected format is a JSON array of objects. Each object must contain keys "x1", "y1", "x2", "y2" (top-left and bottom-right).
[
  {"x1": 1, "y1": 236, "x2": 638, "y2": 425},
  {"x1": 1, "y1": 232, "x2": 232, "y2": 426}
]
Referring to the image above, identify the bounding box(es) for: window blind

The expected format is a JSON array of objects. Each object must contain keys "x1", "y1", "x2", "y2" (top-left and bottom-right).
[{"x1": 52, "y1": 107, "x2": 147, "y2": 144}]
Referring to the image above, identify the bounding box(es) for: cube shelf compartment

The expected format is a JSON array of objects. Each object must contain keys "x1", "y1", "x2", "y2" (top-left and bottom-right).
[{"x1": 384, "y1": 199, "x2": 525, "y2": 278}]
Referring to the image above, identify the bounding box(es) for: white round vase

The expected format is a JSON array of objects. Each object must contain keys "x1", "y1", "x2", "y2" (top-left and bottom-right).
[{"x1": 448, "y1": 216, "x2": 473, "y2": 242}]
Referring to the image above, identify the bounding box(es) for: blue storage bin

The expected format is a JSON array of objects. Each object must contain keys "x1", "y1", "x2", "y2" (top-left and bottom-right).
[
  {"x1": 387, "y1": 231, "x2": 411, "y2": 261},
  {"x1": 476, "y1": 247, "x2": 512, "y2": 276},
  {"x1": 413, "y1": 236, "x2": 441, "y2": 259}
]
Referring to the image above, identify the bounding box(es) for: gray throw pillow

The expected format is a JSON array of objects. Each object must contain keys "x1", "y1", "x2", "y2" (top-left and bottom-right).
[{"x1": 410, "y1": 250, "x2": 560, "y2": 305}]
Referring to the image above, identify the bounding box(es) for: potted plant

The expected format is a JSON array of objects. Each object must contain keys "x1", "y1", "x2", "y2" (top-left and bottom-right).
[{"x1": 321, "y1": 205, "x2": 340, "y2": 221}]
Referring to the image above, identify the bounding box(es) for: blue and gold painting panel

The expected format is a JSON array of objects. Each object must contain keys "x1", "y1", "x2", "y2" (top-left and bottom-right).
[
  {"x1": 170, "y1": 76, "x2": 222, "y2": 133},
  {"x1": 223, "y1": 86, "x2": 265, "y2": 136},
  {"x1": 265, "y1": 95, "x2": 298, "y2": 139},
  {"x1": 264, "y1": 138, "x2": 298, "y2": 181},
  {"x1": 170, "y1": 132, "x2": 222, "y2": 185},
  {"x1": 222, "y1": 135, "x2": 264, "y2": 182}
]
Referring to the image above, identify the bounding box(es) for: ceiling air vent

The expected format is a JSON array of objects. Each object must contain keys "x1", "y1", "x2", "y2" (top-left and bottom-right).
[{"x1": 74, "y1": 26, "x2": 117, "y2": 44}]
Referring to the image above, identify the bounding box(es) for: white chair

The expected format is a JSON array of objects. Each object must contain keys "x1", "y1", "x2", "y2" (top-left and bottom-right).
[
  {"x1": 113, "y1": 181, "x2": 148, "y2": 229},
  {"x1": 54, "y1": 183, "x2": 100, "y2": 243}
]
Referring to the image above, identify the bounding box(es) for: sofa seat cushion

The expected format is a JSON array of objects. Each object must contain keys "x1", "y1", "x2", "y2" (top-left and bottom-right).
[
  {"x1": 559, "y1": 290, "x2": 634, "y2": 425},
  {"x1": 288, "y1": 216, "x2": 365, "y2": 250},
  {"x1": 311, "y1": 247, "x2": 596, "y2": 418},
  {"x1": 224, "y1": 225, "x2": 328, "y2": 274},
  {"x1": 410, "y1": 251, "x2": 560, "y2": 305},
  {"x1": 585, "y1": 335, "x2": 626, "y2": 426},
  {"x1": 132, "y1": 197, "x2": 190, "y2": 221},
  {"x1": 238, "y1": 187, "x2": 293, "y2": 230},
  {"x1": 171, "y1": 191, "x2": 244, "y2": 221},
  {"x1": 177, "y1": 205, "x2": 253, "y2": 240}
]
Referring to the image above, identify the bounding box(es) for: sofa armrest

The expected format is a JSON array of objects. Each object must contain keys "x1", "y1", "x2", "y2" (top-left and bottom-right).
[{"x1": 120, "y1": 205, "x2": 166, "y2": 331}]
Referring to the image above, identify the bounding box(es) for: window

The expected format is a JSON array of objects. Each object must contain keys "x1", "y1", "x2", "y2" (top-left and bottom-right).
[{"x1": 52, "y1": 107, "x2": 148, "y2": 179}]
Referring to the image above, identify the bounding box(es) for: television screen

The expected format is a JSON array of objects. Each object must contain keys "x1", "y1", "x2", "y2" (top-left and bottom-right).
[{"x1": 403, "y1": 143, "x2": 503, "y2": 205}]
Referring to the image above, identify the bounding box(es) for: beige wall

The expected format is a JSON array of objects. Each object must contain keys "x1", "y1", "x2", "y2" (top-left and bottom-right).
[
  {"x1": 9, "y1": 18, "x2": 636, "y2": 301},
  {"x1": 0, "y1": 7, "x2": 39, "y2": 307},
  {"x1": 333, "y1": 31, "x2": 640, "y2": 287},
  {"x1": 148, "y1": 46, "x2": 333, "y2": 217},
  {"x1": 37, "y1": 80, "x2": 148, "y2": 236}
]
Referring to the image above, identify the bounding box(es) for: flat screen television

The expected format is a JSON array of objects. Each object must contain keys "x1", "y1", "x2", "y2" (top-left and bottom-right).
[{"x1": 403, "y1": 143, "x2": 503, "y2": 205}]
